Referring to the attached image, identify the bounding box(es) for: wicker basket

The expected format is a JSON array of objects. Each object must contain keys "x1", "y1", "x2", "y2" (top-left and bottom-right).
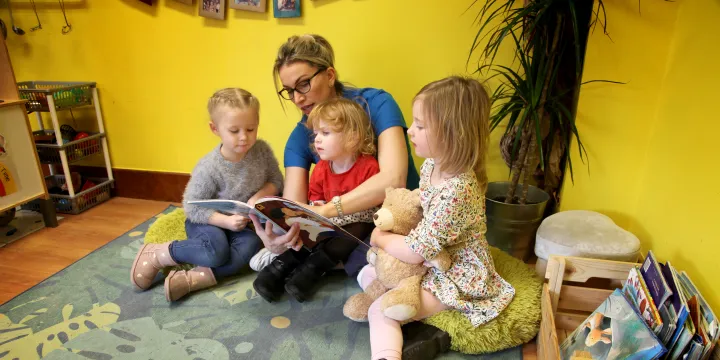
[
  {"x1": 22, "y1": 175, "x2": 113, "y2": 214},
  {"x1": 33, "y1": 130, "x2": 104, "y2": 164},
  {"x1": 18, "y1": 81, "x2": 96, "y2": 112}
]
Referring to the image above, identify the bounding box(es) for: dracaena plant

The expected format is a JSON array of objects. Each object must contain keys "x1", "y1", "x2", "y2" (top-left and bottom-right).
[{"x1": 470, "y1": 0, "x2": 618, "y2": 204}]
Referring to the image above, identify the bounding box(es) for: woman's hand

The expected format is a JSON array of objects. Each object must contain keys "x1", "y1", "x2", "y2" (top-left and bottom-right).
[{"x1": 249, "y1": 214, "x2": 303, "y2": 253}]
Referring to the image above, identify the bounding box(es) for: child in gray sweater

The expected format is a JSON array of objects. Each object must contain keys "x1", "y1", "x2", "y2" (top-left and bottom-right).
[{"x1": 131, "y1": 88, "x2": 283, "y2": 301}]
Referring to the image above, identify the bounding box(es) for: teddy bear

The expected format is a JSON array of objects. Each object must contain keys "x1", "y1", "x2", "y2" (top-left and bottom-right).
[{"x1": 343, "y1": 187, "x2": 452, "y2": 322}]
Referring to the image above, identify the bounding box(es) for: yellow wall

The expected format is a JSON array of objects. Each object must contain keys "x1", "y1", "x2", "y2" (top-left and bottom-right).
[
  {"x1": 559, "y1": 1, "x2": 679, "y2": 229},
  {"x1": 629, "y1": 0, "x2": 720, "y2": 314},
  {"x1": 2, "y1": 0, "x2": 510, "y2": 180},
  {"x1": 562, "y1": 0, "x2": 720, "y2": 311}
]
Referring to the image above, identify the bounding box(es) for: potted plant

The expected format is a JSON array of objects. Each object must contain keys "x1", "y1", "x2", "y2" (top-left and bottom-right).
[{"x1": 470, "y1": 0, "x2": 606, "y2": 260}]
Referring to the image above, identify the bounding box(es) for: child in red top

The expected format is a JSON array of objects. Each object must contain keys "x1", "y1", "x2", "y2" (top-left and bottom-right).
[
  {"x1": 308, "y1": 155, "x2": 378, "y2": 222},
  {"x1": 253, "y1": 98, "x2": 380, "y2": 303}
]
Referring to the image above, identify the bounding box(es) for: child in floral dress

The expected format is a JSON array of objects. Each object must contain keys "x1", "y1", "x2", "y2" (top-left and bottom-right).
[{"x1": 360, "y1": 76, "x2": 516, "y2": 360}]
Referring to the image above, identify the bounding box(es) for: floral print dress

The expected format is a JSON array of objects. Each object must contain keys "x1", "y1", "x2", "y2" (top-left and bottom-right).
[{"x1": 404, "y1": 159, "x2": 515, "y2": 327}]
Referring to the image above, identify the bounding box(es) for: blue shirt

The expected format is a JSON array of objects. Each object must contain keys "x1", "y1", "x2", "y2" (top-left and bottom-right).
[{"x1": 284, "y1": 87, "x2": 420, "y2": 190}]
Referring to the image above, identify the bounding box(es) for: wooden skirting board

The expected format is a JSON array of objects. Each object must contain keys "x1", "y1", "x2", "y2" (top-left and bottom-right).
[{"x1": 46, "y1": 166, "x2": 190, "y2": 203}]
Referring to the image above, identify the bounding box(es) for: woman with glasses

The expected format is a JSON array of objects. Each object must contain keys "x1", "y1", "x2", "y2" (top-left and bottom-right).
[
  {"x1": 250, "y1": 34, "x2": 419, "y2": 274},
  {"x1": 248, "y1": 34, "x2": 450, "y2": 359}
]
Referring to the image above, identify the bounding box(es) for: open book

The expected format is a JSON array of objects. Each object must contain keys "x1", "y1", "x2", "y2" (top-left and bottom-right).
[{"x1": 187, "y1": 197, "x2": 371, "y2": 251}]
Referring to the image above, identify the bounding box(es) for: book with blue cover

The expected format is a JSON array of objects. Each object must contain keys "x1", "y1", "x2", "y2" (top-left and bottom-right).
[
  {"x1": 661, "y1": 261, "x2": 689, "y2": 354},
  {"x1": 560, "y1": 288, "x2": 667, "y2": 360},
  {"x1": 641, "y1": 250, "x2": 673, "y2": 310}
]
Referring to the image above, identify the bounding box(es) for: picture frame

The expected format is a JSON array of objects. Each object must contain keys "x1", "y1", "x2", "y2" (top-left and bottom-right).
[
  {"x1": 229, "y1": 0, "x2": 266, "y2": 12},
  {"x1": 199, "y1": 0, "x2": 226, "y2": 19},
  {"x1": 273, "y1": 0, "x2": 300, "y2": 18},
  {"x1": 173, "y1": 0, "x2": 193, "y2": 4}
]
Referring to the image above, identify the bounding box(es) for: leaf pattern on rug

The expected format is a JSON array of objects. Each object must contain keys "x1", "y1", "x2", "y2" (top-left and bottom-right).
[
  {"x1": 119, "y1": 238, "x2": 144, "y2": 261},
  {"x1": 212, "y1": 275, "x2": 259, "y2": 305},
  {"x1": 0, "y1": 302, "x2": 120, "y2": 359},
  {"x1": 41, "y1": 317, "x2": 229, "y2": 359},
  {"x1": 0, "y1": 206, "x2": 522, "y2": 360}
]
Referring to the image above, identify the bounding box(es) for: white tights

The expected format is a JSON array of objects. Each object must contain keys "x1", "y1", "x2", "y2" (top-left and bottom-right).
[{"x1": 358, "y1": 265, "x2": 448, "y2": 360}]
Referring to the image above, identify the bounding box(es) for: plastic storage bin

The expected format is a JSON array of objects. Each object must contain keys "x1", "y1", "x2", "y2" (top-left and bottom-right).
[
  {"x1": 33, "y1": 130, "x2": 104, "y2": 164},
  {"x1": 22, "y1": 175, "x2": 113, "y2": 214},
  {"x1": 18, "y1": 81, "x2": 96, "y2": 112}
]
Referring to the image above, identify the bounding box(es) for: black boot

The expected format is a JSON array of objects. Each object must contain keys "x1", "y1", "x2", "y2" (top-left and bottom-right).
[
  {"x1": 284, "y1": 249, "x2": 337, "y2": 303},
  {"x1": 401, "y1": 322, "x2": 451, "y2": 360},
  {"x1": 253, "y1": 249, "x2": 307, "y2": 302}
]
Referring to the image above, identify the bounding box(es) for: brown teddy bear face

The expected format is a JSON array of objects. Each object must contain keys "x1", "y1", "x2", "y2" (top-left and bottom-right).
[{"x1": 373, "y1": 187, "x2": 423, "y2": 236}]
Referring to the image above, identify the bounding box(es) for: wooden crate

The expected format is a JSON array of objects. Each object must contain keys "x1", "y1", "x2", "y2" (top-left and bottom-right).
[{"x1": 536, "y1": 255, "x2": 640, "y2": 359}]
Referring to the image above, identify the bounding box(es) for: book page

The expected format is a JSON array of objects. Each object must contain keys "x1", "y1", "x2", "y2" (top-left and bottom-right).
[
  {"x1": 187, "y1": 199, "x2": 253, "y2": 215},
  {"x1": 186, "y1": 199, "x2": 286, "y2": 235},
  {"x1": 254, "y1": 197, "x2": 371, "y2": 251}
]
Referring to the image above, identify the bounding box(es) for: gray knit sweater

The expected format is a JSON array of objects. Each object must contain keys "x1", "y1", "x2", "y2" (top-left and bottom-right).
[{"x1": 182, "y1": 140, "x2": 284, "y2": 224}]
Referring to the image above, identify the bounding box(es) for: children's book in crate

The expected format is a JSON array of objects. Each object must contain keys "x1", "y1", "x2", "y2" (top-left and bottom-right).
[
  {"x1": 560, "y1": 288, "x2": 667, "y2": 360},
  {"x1": 641, "y1": 250, "x2": 673, "y2": 310},
  {"x1": 623, "y1": 266, "x2": 664, "y2": 335},
  {"x1": 660, "y1": 261, "x2": 688, "y2": 351},
  {"x1": 664, "y1": 267, "x2": 698, "y2": 360},
  {"x1": 676, "y1": 271, "x2": 719, "y2": 360},
  {"x1": 187, "y1": 197, "x2": 371, "y2": 251}
]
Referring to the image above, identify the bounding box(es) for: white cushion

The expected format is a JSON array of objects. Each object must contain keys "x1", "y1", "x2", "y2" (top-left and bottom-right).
[{"x1": 534, "y1": 210, "x2": 640, "y2": 262}]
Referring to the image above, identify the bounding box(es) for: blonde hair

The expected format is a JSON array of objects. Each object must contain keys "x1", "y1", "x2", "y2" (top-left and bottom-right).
[
  {"x1": 207, "y1": 88, "x2": 260, "y2": 121},
  {"x1": 414, "y1": 76, "x2": 491, "y2": 192},
  {"x1": 306, "y1": 98, "x2": 376, "y2": 157},
  {"x1": 273, "y1": 34, "x2": 344, "y2": 96}
]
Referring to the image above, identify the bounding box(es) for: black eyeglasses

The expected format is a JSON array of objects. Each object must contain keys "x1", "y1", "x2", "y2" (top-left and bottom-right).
[{"x1": 278, "y1": 68, "x2": 325, "y2": 101}]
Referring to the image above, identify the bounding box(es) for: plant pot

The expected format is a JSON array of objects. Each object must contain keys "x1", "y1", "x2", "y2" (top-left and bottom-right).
[{"x1": 485, "y1": 181, "x2": 550, "y2": 262}]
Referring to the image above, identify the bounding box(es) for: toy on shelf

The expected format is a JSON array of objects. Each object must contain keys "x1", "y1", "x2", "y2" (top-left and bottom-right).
[{"x1": 18, "y1": 81, "x2": 114, "y2": 214}]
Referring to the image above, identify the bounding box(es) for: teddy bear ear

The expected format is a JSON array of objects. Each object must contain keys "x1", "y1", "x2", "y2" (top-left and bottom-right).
[
  {"x1": 411, "y1": 188, "x2": 421, "y2": 196},
  {"x1": 385, "y1": 187, "x2": 395, "y2": 195}
]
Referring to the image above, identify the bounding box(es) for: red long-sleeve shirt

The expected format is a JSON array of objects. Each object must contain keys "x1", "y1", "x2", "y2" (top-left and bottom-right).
[{"x1": 308, "y1": 155, "x2": 380, "y2": 203}]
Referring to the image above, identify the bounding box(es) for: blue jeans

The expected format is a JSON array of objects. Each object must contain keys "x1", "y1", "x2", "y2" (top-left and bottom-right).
[
  {"x1": 343, "y1": 233, "x2": 372, "y2": 278},
  {"x1": 169, "y1": 220, "x2": 261, "y2": 279}
]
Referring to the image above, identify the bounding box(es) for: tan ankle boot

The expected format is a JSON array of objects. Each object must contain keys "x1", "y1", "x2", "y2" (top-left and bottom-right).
[
  {"x1": 164, "y1": 266, "x2": 217, "y2": 302},
  {"x1": 130, "y1": 242, "x2": 177, "y2": 290}
]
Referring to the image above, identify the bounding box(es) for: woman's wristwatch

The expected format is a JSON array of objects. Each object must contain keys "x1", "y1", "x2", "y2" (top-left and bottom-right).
[{"x1": 331, "y1": 196, "x2": 344, "y2": 217}]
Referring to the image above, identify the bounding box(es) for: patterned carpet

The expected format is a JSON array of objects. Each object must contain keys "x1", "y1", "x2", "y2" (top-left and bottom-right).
[{"x1": 0, "y1": 206, "x2": 523, "y2": 359}]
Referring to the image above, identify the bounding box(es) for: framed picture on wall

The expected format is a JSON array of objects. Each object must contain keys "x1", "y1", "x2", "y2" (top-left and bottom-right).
[
  {"x1": 200, "y1": 0, "x2": 226, "y2": 19},
  {"x1": 273, "y1": 0, "x2": 300, "y2": 18},
  {"x1": 230, "y1": 0, "x2": 266, "y2": 12}
]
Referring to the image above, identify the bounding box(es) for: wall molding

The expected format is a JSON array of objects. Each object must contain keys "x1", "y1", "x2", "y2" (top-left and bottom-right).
[{"x1": 63, "y1": 167, "x2": 190, "y2": 203}]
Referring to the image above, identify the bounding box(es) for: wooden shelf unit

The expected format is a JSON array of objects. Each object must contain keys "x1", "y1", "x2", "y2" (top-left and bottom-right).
[{"x1": 0, "y1": 35, "x2": 57, "y2": 226}]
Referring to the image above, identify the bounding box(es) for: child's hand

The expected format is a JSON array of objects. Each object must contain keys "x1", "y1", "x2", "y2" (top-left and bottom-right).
[
  {"x1": 370, "y1": 227, "x2": 393, "y2": 249},
  {"x1": 300, "y1": 203, "x2": 330, "y2": 218},
  {"x1": 224, "y1": 214, "x2": 249, "y2": 231}
]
